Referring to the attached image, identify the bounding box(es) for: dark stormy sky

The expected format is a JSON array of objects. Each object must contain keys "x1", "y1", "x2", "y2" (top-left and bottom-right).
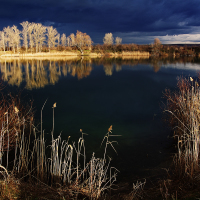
[{"x1": 1, "y1": 0, "x2": 200, "y2": 44}]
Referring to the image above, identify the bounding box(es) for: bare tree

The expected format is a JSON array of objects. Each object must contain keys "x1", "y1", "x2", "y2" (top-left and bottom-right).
[
  {"x1": 66, "y1": 36, "x2": 70, "y2": 47},
  {"x1": 57, "y1": 33, "x2": 60, "y2": 49},
  {"x1": 32, "y1": 23, "x2": 46, "y2": 52},
  {"x1": 28, "y1": 23, "x2": 35, "y2": 53},
  {"x1": 0, "y1": 31, "x2": 5, "y2": 51},
  {"x1": 47, "y1": 26, "x2": 59, "y2": 52},
  {"x1": 3, "y1": 26, "x2": 20, "y2": 53},
  {"x1": 115, "y1": 37, "x2": 122, "y2": 45},
  {"x1": 61, "y1": 33, "x2": 67, "y2": 48},
  {"x1": 76, "y1": 31, "x2": 83, "y2": 48},
  {"x1": 3, "y1": 26, "x2": 11, "y2": 51},
  {"x1": 69, "y1": 33, "x2": 75, "y2": 46},
  {"x1": 20, "y1": 21, "x2": 30, "y2": 52},
  {"x1": 11, "y1": 25, "x2": 21, "y2": 53},
  {"x1": 103, "y1": 33, "x2": 114, "y2": 45}
]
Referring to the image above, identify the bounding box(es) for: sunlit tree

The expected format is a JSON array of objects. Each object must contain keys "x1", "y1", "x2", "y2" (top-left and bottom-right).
[
  {"x1": 3, "y1": 25, "x2": 21, "y2": 53},
  {"x1": 12, "y1": 25, "x2": 21, "y2": 53},
  {"x1": 20, "y1": 21, "x2": 30, "y2": 52},
  {"x1": 57, "y1": 33, "x2": 60, "y2": 48},
  {"x1": 47, "y1": 26, "x2": 59, "y2": 52},
  {"x1": 28, "y1": 23, "x2": 35, "y2": 53},
  {"x1": 0, "y1": 31, "x2": 5, "y2": 51},
  {"x1": 32, "y1": 23, "x2": 46, "y2": 52},
  {"x1": 61, "y1": 33, "x2": 67, "y2": 48},
  {"x1": 68, "y1": 31, "x2": 93, "y2": 51},
  {"x1": 69, "y1": 33, "x2": 75, "y2": 46},
  {"x1": 103, "y1": 33, "x2": 114, "y2": 45},
  {"x1": 83, "y1": 33, "x2": 93, "y2": 50},
  {"x1": 115, "y1": 37, "x2": 122, "y2": 45},
  {"x1": 76, "y1": 30, "x2": 84, "y2": 47},
  {"x1": 66, "y1": 36, "x2": 70, "y2": 47},
  {"x1": 3, "y1": 26, "x2": 11, "y2": 50}
]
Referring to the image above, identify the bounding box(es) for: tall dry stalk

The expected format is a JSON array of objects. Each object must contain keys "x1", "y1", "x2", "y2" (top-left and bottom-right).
[
  {"x1": 165, "y1": 76, "x2": 200, "y2": 176},
  {"x1": 0, "y1": 99, "x2": 119, "y2": 199}
]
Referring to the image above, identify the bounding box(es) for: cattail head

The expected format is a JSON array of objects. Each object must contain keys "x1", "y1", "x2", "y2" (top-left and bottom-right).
[
  {"x1": 52, "y1": 102, "x2": 56, "y2": 108},
  {"x1": 108, "y1": 125, "x2": 112, "y2": 132},
  {"x1": 14, "y1": 106, "x2": 19, "y2": 113}
]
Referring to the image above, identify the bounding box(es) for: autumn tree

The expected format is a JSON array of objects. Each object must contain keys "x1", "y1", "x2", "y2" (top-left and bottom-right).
[
  {"x1": 84, "y1": 34, "x2": 92, "y2": 50},
  {"x1": 154, "y1": 38, "x2": 161, "y2": 46},
  {"x1": 75, "y1": 30, "x2": 92, "y2": 50},
  {"x1": 68, "y1": 31, "x2": 93, "y2": 52},
  {"x1": 115, "y1": 37, "x2": 122, "y2": 45},
  {"x1": 152, "y1": 38, "x2": 161, "y2": 56},
  {"x1": 103, "y1": 33, "x2": 114, "y2": 45},
  {"x1": 47, "y1": 26, "x2": 59, "y2": 52}
]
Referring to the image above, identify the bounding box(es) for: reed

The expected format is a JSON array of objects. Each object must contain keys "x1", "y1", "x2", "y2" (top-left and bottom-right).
[
  {"x1": 0, "y1": 99, "x2": 119, "y2": 199},
  {"x1": 164, "y1": 75, "x2": 200, "y2": 176}
]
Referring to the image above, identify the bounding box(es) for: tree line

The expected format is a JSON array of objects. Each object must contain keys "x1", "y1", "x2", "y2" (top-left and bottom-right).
[
  {"x1": 0, "y1": 21, "x2": 93, "y2": 53},
  {"x1": 0, "y1": 21, "x2": 125, "y2": 54},
  {"x1": 1, "y1": 21, "x2": 200, "y2": 57}
]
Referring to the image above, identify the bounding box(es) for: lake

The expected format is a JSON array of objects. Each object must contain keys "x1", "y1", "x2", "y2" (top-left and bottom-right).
[{"x1": 1, "y1": 57, "x2": 200, "y2": 184}]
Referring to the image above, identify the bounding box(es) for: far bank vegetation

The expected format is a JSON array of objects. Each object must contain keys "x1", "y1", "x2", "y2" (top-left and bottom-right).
[{"x1": 0, "y1": 21, "x2": 200, "y2": 58}]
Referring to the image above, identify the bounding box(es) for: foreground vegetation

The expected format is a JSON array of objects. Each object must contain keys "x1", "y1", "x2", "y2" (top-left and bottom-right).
[
  {"x1": 1, "y1": 72, "x2": 200, "y2": 199},
  {"x1": 0, "y1": 91, "x2": 123, "y2": 199},
  {"x1": 161, "y1": 75, "x2": 200, "y2": 199}
]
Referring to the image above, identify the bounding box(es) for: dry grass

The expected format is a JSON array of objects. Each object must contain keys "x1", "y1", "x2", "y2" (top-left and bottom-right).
[
  {"x1": 0, "y1": 94, "x2": 120, "y2": 199},
  {"x1": 1, "y1": 51, "x2": 79, "y2": 58},
  {"x1": 162, "y1": 75, "x2": 200, "y2": 199},
  {"x1": 165, "y1": 76, "x2": 200, "y2": 175}
]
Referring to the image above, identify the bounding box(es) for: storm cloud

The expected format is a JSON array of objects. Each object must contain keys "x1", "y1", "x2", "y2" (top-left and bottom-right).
[{"x1": 1, "y1": 0, "x2": 200, "y2": 44}]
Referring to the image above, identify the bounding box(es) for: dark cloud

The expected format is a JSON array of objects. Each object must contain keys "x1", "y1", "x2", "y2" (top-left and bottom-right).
[{"x1": 0, "y1": 0, "x2": 200, "y2": 43}]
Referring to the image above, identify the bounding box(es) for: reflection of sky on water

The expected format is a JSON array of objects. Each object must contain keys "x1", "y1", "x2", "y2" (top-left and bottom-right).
[{"x1": 162, "y1": 63, "x2": 200, "y2": 71}]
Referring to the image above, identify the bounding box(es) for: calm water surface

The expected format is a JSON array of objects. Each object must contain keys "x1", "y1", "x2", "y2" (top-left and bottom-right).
[{"x1": 1, "y1": 57, "x2": 200, "y2": 183}]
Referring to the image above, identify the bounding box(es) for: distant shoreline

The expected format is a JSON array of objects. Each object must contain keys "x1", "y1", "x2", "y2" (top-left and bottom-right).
[{"x1": 0, "y1": 51, "x2": 150, "y2": 59}]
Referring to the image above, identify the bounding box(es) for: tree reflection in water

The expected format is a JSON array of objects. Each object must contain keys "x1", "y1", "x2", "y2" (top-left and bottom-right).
[
  {"x1": 0, "y1": 56, "x2": 197, "y2": 89},
  {"x1": 0, "y1": 58, "x2": 94, "y2": 89}
]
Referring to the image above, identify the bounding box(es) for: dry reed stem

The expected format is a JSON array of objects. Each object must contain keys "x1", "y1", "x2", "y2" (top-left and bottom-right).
[
  {"x1": 0, "y1": 91, "x2": 119, "y2": 199},
  {"x1": 165, "y1": 75, "x2": 200, "y2": 177}
]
